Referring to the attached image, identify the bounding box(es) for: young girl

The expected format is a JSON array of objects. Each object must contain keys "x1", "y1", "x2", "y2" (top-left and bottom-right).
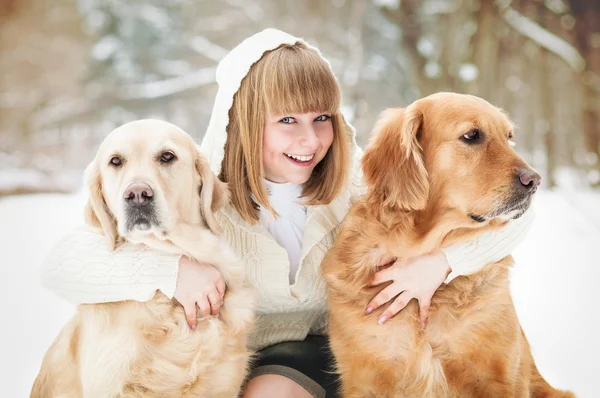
[{"x1": 42, "y1": 29, "x2": 534, "y2": 398}]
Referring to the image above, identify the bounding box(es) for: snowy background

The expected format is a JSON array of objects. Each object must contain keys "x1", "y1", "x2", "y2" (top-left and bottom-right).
[
  {"x1": 1, "y1": 0, "x2": 599, "y2": 397},
  {"x1": 2, "y1": 189, "x2": 599, "y2": 396}
]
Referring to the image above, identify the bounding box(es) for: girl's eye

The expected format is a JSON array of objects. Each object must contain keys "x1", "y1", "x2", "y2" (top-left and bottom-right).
[
  {"x1": 315, "y1": 115, "x2": 331, "y2": 122},
  {"x1": 280, "y1": 117, "x2": 295, "y2": 124}
]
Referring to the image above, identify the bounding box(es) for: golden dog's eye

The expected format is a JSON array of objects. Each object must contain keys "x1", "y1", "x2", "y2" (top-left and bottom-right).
[
  {"x1": 461, "y1": 129, "x2": 481, "y2": 144},
  {"x1": 109, "y1": 156, "x2": 122, "y2": 167},
  {"x1": 160, "y1": 151, "x2": 176, "y2": 163},
  {"x1": 508, "y1": 133, "x2": 516, "y2": 147}
]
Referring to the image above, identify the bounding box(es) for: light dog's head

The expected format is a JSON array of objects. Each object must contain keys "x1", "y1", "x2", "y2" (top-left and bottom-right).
[
  {"x1": 84, "y1": 119, "x2": 228, "y2": 249},
  {"x1": 362, "y1": 92, "x2": 540, "y2": 223}
]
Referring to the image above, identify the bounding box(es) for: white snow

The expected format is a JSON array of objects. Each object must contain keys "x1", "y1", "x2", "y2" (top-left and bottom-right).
[
  {"x1": 189, "y1": 36, "x2": 229, "y2": 62},
  {"x1": 502, "y1": 7, "x2": 586, "y2": 72},
  {"x1": 0, "y1": 191, "x2": 85, "y2": 395},
  {"x1": 372, "y1": 0, "x2": 400, "y2": 9},
  {"x1": 458, "y1": 63, "x2": 479, "y2": 82},
  {"x1": 118, "y1": 66, "x2": 216, "y2": 100},
  {"x1": 1, "y1": 189, "x2": 598, "y2": 397}
]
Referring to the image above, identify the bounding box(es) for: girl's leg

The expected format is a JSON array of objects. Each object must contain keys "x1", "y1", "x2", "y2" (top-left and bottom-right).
[{"x1": 242, "y1": 374, "x2": 313, "y2": 398}]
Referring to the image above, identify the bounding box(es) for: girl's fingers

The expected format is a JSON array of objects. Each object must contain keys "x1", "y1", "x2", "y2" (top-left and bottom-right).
[
  {"x1": 196, "y1": 297, "x2": 211, "y2": 319},
  {"x1": 216, "y1": 279, "x2": 226, "y2": 299},
  {"x1": 378, "y1": 291, "x2": 414, "y2": 325},
  {"x1": 207, "y1": 289, "x2": 221, "y2": 316},
  {"x1": 366, "y1": 282, "x2": 403, "y2": 314},
  {"x1": 369, "y1": 266, "x2": 395, "y2": 287},
  {"x1": 418, "y1": 297, "x2": 432, "y2": 331},
  {"x1": 184, "y1": 301, "x2": 197, "y2": 329}
]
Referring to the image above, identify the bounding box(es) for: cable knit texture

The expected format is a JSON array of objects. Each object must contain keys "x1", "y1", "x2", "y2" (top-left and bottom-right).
[
  {"x1": 40, "y1": 29, "x2": 535, "y2": 351},
  {"x1": 42, "y1": 228, "x2": 180, "y2": 304},
  {"x1": 442, "y1": 209, "x2": 535, "y2": 283}
]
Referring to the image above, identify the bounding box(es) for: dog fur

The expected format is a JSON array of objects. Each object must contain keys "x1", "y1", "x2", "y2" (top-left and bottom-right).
[
  {"x1": 31, "y1": 120, "x2": 255, "y2": 398},
  {"x1": 322, "y1": 93, "x2": 574, "y2": 398}
]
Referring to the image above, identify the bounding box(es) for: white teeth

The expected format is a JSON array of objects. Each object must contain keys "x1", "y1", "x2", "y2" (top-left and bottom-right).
[{"x1": 285, "y1": 153, "x2": 314, "y2": 162}]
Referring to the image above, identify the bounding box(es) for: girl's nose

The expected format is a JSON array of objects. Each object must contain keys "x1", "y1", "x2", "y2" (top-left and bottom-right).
[{"x1": 299, "y1": 126, "x2": 320, "y2": 149}]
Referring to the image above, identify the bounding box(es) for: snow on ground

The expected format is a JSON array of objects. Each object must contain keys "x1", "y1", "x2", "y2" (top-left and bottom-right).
[{"x1": 1, "y1": 190, "x2": 598, "y2": 397}]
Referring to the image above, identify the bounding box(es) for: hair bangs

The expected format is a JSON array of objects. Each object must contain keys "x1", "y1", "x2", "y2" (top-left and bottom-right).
[{"x1": 261, "y1": 44, "x2": 341, "y2": 117}]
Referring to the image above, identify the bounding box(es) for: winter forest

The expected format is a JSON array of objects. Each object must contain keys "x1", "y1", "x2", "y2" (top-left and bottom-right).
[{"x1": 1, "y1": 0, "x2": 599, "y2": 194}]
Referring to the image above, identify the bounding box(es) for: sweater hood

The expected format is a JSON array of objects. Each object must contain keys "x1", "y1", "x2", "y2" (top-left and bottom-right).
[{"x1": 199, "y1": 28, "x2": 358, "y2": 175}]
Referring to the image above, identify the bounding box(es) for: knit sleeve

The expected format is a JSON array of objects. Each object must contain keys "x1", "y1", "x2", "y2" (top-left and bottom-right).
[
  {"x1": 441, "y1": 208, "x2": 535, "y2": 283},
  {"x1": 41, "y1": 226, "x2": 181, "y2": 305},
  {"x1": 349, "y1": 145, "x2": 367, "y2": 204}
]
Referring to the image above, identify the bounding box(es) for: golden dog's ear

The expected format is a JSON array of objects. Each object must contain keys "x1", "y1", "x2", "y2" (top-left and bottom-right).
[
  {"x1": 362, "y1": 104, "x2": 429, "y2": 211},
  {"x1": 195, "y1": 152, "x2": 229, "y2": 234},
  {"x1": 83, "y1": 159, "x2": 118, "y2": 250}
]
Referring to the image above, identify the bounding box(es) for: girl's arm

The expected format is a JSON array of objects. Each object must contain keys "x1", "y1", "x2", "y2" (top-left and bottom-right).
[
  {"x1": 367, "y1": 208, "x2": 535, "y2": 326},
  {"x1": 41, "y1": 226, "x2": 180, "y2": 304},
  {"x1": 442, "y1": 208, "x2": 535, "y2": 282}
]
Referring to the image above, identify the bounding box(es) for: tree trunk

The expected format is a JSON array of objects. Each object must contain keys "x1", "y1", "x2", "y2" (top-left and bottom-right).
[{"x1": 570, "y1": 0, "x2": 600, "y2": 174}]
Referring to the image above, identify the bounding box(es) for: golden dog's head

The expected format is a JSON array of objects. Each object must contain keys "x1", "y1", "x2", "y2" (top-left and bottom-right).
[
  {"x1": 84, "y1": 119, "x2": 228, "y2": 249},
  {"x1": 362, "y1": 92, "x2": 540, "y2": 223}
]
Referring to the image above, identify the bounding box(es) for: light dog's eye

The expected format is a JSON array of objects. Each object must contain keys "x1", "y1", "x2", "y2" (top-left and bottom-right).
[
  {"x1": 109, "y1": 156, "x2": 122, "y2": 167},
  {"x1": 160, "y1": 151, "x2": 176, "y2": 163},
  {"x1": 461, "y1": 129, "x2": 482, "y2": 144}
]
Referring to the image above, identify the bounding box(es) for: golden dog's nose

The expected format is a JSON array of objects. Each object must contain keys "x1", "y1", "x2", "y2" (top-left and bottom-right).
[
  {"x1": 124, "y1": 183, "x2": 154, "y2": 205},
  {"x1": 517, "y1": 169, "x2": 541, "y2": 193}
]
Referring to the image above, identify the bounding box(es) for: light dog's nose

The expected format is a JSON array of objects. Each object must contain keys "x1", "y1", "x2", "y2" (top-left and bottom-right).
[
  {"x1": 124, "y1": 183, "x2": 154, "y2": 205},
  {"x1": 517, "y1": 169, "x2": 541, "y2": 194}
]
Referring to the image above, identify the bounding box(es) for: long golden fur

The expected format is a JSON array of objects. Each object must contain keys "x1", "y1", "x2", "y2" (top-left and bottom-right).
[
  {"x1": 31, "y1": 120, "x2": 254, "y2": 398},
  {"x1": 322, "y1": 93, "x2": 574, "y2": 397}
]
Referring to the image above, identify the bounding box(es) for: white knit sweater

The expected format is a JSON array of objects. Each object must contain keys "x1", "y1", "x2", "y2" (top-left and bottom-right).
[
  {"x1": 41, "y1": 200, "x2": 534, "y2": 351},
  {"x1": 40, "y1": 29, "x2": 535, "y2": 351}
]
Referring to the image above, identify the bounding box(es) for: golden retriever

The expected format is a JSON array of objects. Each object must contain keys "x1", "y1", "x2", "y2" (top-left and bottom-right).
[
  {"x1": 31, "y1": 119, "x2": 255, "y2": 397},
  {"x1": 322, "y1": 93, "x2": 574, "y2": 397}
]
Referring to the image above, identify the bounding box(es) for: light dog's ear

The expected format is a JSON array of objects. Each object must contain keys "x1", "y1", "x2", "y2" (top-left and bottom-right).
[
  {"x1": 195, "y1": 152, "x2": 229, "y2": 234},
  {"x1": 83, "y1": 159, "x2": 118, "y2": 250},
  {"x1": 362, "y1": 103, "x2": 429, "y2": 211}
]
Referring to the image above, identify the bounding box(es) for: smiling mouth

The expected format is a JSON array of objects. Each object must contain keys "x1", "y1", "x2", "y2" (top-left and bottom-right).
[{"x1": 284, "y1": 153, "x2": 315, "y2": 163}]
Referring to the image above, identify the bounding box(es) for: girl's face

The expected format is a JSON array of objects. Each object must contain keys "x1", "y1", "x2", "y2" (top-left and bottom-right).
[{"x1": 263, "y1": 111, "x2": 334, "y2": 184}]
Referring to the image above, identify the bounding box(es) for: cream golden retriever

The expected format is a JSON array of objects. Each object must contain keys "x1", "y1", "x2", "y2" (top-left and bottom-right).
[
  {"x1": 322, "y1": 93, "x2": 574, "y2": 397},
  {"x1": 31, "y1": 120, "x2": 254, "y2": 397}
]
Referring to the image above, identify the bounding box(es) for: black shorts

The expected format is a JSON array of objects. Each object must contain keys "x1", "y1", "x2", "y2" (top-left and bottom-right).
[{"x1": 248, "y1": 335, "x2": 340, "y2": 398}]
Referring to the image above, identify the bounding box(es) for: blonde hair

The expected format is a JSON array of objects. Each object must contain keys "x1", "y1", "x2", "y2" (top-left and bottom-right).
[{"x1": 220, "y1": 42, "x2": 350, "y2": 224}]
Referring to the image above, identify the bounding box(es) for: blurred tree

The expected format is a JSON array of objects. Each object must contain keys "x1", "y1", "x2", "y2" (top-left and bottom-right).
[
  {"x1": 570, "y1": 0, "x2": 600, "y2": 185},
  {"x1": 376, "y1": 0, "x2": 598, "y2": 188},
  {"x1": 0, "y1": 0, "x2": 88, "y2": 195},
  {"x1": 0, "y1": 0, "x2": 598, "y2": 195}
]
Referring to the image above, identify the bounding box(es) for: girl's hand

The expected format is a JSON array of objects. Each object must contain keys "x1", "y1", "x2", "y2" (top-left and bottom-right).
[
  {"x1": 174, "y1": 256, "x2": 226, "y2": 329},
  {"x1": 365, "y1": 251, "x2": 451, "y2": 329}
]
